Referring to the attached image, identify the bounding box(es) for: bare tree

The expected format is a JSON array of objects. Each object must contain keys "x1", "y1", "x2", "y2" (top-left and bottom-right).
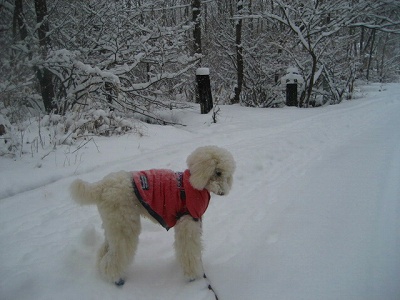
[
  {"x1": 192, "y1": 0, "x2": 202, "y2": 56},
  {"x1": 34, "y1": 0, "x2": 55, "y2": 112},
  {"x1": 1, "y1": 0, "x2": 400, "y2": 126},
  {"x1": 13, "y1": 0, "x2": 27, "y2": 41},
  {"x1": 231, "y1": 0, "x2": 244, "y2": 104}
]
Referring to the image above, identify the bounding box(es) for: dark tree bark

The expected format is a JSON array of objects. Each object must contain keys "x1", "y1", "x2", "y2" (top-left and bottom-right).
[
  {"x1": 192, "y1": 0, "x2": 202, "y2": 56},
  {"x1": 34, "y1": 0, "x2": 55, "y2": 113},
  {"x1": 366, "y1": 29, "x2": 376, "y2": 81},
  {"x1": 13, "y1": 0, "x2": 28, "y2": 41},
  {"x1": 304, "y1": 52, "x2": 317, "y2": 108},
  {"x1": 232, "y1": 0, "x2": 244, "y2": 104},
  {"x1": 378, "y1": 33, "x2": 389, "y2": 81}
]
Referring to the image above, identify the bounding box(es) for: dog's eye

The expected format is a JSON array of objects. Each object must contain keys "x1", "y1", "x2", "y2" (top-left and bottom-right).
[{"x1": 216, "y1": 171, "x2": 222, "y2": 177}]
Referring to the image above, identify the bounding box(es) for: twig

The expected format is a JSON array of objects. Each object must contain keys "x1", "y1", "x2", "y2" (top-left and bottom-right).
[{"x1": 72, "y1": 137, "x2": 98, "y2": 154}]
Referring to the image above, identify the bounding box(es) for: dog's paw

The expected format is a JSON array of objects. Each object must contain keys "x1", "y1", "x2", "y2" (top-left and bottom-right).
[{"x1": 115, "y1": 278, "x2": 125, "y2": 286}]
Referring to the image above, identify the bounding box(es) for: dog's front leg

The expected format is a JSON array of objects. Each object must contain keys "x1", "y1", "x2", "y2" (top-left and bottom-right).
[{"x1": 174, "y1": 215, "x2": 204, "y2": 281}]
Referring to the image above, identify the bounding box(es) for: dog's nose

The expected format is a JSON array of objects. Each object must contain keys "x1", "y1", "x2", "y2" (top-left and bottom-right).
[{"x1": 219, "y1": 192, "x2": 225, "y2": 196}]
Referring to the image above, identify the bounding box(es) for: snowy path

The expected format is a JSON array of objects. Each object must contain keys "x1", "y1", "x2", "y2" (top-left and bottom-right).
[
  {"x1": 236, "y1": 99, "x2": 400, "y2": 300},
  {"x1": 204, "y1": 85, "x2": 400, "y2": 300},
  {"x1": 1, "y1": 83, "x2": 399, "y2": 299}
]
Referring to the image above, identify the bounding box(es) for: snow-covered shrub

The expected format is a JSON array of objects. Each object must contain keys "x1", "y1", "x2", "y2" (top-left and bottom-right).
[
  {"x1": 0, "y1": 108, "x2": 140, "y2": 158},
  {"x1": 0, "y1": 114, "x2": 16, "y2": 157},
  {"x1": 240, "y1": 85, "x2": 284, "y2": 108},
  {"x1": 41, "y1": 109, "x2": 139, "y2": 145}
]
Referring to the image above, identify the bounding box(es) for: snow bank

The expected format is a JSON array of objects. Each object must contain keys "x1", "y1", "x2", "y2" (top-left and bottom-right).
[{"x1": 1, "y1": 83, "x2": 400, "y2": 300}]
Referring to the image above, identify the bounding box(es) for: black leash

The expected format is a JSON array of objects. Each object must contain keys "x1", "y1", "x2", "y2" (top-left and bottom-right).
[{"x1": 203, "y1": 273, "x2": 219, "y2": 300}]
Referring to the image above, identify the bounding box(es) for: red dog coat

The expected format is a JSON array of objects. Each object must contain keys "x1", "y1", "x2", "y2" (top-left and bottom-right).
[{"x1": 132, "y1": 169, "x2": 210, "y2": 230}]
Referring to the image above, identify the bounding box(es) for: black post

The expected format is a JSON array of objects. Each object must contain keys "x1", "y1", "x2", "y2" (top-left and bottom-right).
[
  {"x1": 286, "y1": 83, "x2": 298, "y2": 107},
  {"x1": 105, "y1": 82, "x2": 114, "y2": 111},
  {"x1": 196, "y1": 68, "x2": 213, "y2": 114}
]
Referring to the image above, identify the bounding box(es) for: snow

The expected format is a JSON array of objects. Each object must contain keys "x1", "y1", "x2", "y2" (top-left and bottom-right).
[
  {"x1": 196, "y1": 68, "x2": 210, "y2": 76},
  {"x1": 1, "y1": 83, "x2": 400, "y2": 300},
  {"x1": 281, "y1": 67, "x2": 304, "y2": 86}
]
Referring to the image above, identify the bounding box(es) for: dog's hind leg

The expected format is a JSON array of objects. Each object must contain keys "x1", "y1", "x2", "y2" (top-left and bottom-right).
[
  {"x1": 97, "y1": 203, "x2": 141, "y2": 286},
  {"x1": 174, "y1": 215, "x2": 204, "y2": 281},
  {"x1": 96, "y1": 241, "x2": 109, "y2": 267}
]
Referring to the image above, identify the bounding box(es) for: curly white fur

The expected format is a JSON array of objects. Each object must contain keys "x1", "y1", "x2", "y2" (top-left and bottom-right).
[{"x1": 70, "y1": 146, "x2": 235, "y2": 285}]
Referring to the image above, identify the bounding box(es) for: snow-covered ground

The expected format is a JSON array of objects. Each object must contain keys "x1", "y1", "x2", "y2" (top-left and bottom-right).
[{"x1": 1, "y1": 83, "x2": 399, "y2": 300}]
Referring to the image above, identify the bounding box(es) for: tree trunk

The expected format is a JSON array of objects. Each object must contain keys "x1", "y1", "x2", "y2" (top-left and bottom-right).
[
  {"x1": 304, "y1": 51, "x2": 317, "y2": 108},
  {"x1": 366, "y1": 29, "x2": 376, "y2": 81},
  {"x1": 379, "y1": 33, "x2": 389, "y2": 81},
  {"x1": 13, "y1": 0, "x2": 28, "y2": 41},
  {"x1": 192, "y1": 0, "x2": 202, "y2": 56},
  {"x1": 232, "y1": 0, "x2": 243, "y2": 104},
  {"x1": 34, "y1": 0, "x2": 55, "y2": 113},
  {"x1": 192, "y1": 0, "x2": 202, "y2": 104}
]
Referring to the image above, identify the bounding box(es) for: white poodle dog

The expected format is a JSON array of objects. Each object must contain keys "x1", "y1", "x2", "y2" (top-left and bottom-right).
[{"x1": 70, "y1": 145, "x2": 235, "y2": 286}]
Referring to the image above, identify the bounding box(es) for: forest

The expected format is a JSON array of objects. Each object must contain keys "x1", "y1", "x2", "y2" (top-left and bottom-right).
[{"x1": 0, "y1": 1, "x2": 399, "y2": 156}]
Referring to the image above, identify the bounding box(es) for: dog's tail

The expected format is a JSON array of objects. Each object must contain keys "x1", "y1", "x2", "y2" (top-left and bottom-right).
[{"x1": 70, "y1": 179, "x2": 102, "y2": 205}]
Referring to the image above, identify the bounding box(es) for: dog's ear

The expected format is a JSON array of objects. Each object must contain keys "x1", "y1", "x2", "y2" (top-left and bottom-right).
[{"x1": 187, "y1": 148, "x2": 217, "y2": 190}]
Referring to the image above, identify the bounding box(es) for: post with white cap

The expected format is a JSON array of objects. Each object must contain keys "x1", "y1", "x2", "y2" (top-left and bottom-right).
[
  {"x1": 196, "y1": 67, "x2": 213, "y2": 114},
  {"x1": 281, "y1": 67, "x2": 304, "y2": 107}
]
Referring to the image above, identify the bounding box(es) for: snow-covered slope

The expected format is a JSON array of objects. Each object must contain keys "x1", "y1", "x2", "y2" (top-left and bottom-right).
[{"x1": 1, "y1": 83, "x2": 399, "y2": 300}]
